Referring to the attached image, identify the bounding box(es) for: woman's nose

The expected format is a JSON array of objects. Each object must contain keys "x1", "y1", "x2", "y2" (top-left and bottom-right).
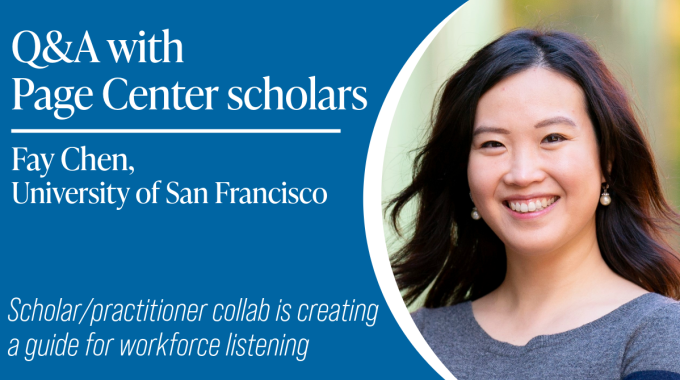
[{"x1": 503, "y1": 150, "x2": 546, "y2": 187}]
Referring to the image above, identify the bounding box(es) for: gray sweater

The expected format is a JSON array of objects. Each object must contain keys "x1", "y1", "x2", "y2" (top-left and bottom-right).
[{"x1": 412, "y1": 293, "x2": 680, "y2": 379}]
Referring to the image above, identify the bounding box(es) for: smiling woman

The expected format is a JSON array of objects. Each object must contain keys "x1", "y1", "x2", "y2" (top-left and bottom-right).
[
  {"x1": 387, "y1": 29, "x2": 680, "y2": 379},
  {"x1": 469, "y1": 68, "x2": 604, "y2": 259}
]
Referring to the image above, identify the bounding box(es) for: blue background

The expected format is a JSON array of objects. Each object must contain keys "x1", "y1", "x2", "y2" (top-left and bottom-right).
[{"x1": 1, "y1": 1, "x2": 465, "y2": 378}]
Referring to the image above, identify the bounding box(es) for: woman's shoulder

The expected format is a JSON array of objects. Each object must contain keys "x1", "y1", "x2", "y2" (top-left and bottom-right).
[
  {"x1": 624, "y1": 292, "x2": 680, "y2": 329},
  {"x1": 621, "y1": 293, "x2": 680, "y2": 379},
  {"x1": 410, "y1": 302, "x2": 472, "y2": 335}
]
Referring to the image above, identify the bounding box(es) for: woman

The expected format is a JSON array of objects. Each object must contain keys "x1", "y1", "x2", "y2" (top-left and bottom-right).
[{"x1": 388, "y1": 29, "x2": 680, "y2": 379}]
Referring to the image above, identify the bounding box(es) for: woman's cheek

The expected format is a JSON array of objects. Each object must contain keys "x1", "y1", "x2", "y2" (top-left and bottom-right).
[
  {"x1": 468, "y1": 154, "x2": 490, "y2": 190},
  {"x1": 560, "y1": 145, "x2": 602, "y2": 192},
  {"x1": 468, "y1": 154, "x2": 504, "y2": 209}
]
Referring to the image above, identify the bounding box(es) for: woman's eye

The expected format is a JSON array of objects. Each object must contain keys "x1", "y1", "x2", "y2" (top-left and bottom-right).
[
  {"x1": 542, "y1": 133, "x2": 566, "y2": 143},
  {"x1": 481, "y1": 141, "x2": 504, "y2": 148}
]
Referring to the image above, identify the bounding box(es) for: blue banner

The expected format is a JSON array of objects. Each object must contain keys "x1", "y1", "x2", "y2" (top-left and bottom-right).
[{"x1": 1, "y1": 1, "x2": 465, "y2": 378}]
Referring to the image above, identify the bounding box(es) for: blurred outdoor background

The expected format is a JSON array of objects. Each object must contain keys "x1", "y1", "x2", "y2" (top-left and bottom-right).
[{"x1": 382, "y1": 0, "x2": 680, "y2": 307}]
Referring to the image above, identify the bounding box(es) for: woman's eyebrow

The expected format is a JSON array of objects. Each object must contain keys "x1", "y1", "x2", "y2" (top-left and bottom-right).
[
  {"x1": 534, "y1": 116, "x2": 577, "y2": 128},
  {"x1": 473, "y1": 117, "x2": 576, "y2": 137},
  {"x1": 472, "y1": 126, "x2": 510, "y2": 137}
]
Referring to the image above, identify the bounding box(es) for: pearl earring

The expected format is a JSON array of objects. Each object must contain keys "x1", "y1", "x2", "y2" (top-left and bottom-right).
[
  {"x1": 469, "y1": 192, "x2": 481, "y2": 220},
  {"x1": 600, "y1": 184, "x2": 611, "y2": 206}
]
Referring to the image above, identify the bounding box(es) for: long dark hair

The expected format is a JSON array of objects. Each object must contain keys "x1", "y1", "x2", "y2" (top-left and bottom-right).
[{"x1": 387, "y1": 28, "x2": 680, "y2": 308}]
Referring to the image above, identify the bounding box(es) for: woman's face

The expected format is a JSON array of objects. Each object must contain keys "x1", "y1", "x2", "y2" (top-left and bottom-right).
[{"x1": 467, "y1": 67, "x2": 604, "y2": 256}]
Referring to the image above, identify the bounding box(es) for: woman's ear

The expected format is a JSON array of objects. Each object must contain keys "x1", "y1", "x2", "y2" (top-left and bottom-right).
[{"x1": 601, "y1": 160, "x2": 613, "y2": 182}]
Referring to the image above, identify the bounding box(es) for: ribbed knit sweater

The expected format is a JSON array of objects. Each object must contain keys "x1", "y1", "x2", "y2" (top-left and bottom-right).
[{"x1": 412, "y1": 293, "x2": 680, "y2": 379}]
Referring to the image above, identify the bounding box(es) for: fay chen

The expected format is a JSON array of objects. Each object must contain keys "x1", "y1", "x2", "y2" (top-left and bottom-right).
[{"x1": 388, "y1": 29, "x2": 680, "y2": 380}]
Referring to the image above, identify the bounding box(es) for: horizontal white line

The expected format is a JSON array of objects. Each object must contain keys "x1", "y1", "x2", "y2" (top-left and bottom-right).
[{"x1": 11, "y1": 129, "x2": 341, "y2": 134}]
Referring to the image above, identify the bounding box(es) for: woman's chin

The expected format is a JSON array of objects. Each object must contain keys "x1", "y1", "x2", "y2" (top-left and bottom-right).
[{"x1": 502, "y1": 239, "x2": 565, "y2": 257}]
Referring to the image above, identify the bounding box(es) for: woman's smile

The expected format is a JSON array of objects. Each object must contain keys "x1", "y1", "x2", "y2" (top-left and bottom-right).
[{"x1": 504, "y1": 195, "x2": 560, "y2": 218}]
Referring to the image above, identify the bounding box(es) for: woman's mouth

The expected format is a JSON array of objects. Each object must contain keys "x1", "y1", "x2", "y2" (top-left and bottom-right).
[{"x1": 504, "y1": 196, "x2": 559, "y2": 214}]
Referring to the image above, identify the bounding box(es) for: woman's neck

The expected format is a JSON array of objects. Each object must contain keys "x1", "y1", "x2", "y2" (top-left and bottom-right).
[
  {"x1": 499, "y1": 223, "x2": 609, "y2": 310},
  {"x1": 474, "y1": 218, "x2": 648, "y2": 341}
]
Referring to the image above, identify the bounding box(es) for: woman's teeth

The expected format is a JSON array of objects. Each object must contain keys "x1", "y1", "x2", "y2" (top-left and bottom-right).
[{"x1": 508, "y1": 197, "x2": 558, "y2": 213}]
